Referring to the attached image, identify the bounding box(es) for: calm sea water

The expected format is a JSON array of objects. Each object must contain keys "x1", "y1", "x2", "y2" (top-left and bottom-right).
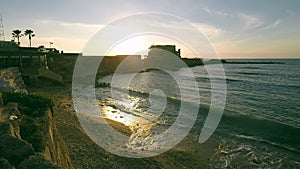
[{"x1": 97, "y1": 59, "x2": 300, "y2": 168}]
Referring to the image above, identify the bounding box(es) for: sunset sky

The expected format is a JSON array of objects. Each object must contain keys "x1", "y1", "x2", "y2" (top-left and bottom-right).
[{"x1": 1, "y1": 0, "x2": 299, "y2": 58}]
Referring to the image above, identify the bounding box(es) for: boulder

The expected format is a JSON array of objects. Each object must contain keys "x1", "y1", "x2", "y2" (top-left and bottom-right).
[
  {"x1": 0, "y1": 121, "x2": 21, "y2": 139},
  {"x1": 0, "y1": 122, "x2": 14, "y2": 136},
  {"x1": 0, "y1": 67, "x2": 27, "y2": 93},
  {"x1": 38, "y1": 68, "x2": 63, "y2": 84},
  {"x1": 0, "y1": 135, "x2": 34, "y2": 166},
  {"x1": 0, "y1": 102, "x2": 22, "y2": 138},
  {"x1": 0, "y1": 158, "x2": 15, "y2": 169},
  {"x1": 17, "y1": 154, "x2": 60, "y2": 169},
  {"x1": 1, "y1": 102, "x2": 21, "y2": 122}
]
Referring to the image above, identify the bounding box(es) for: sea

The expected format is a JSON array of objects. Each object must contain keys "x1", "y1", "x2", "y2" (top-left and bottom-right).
[{"x1": 95, "y1": 59, "x2": 300, "y2": 168}]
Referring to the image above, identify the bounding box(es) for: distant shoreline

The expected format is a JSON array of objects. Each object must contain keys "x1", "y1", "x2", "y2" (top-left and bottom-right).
[{"x1": 222, "y1": 60, "x2": 285, "y2": 64}]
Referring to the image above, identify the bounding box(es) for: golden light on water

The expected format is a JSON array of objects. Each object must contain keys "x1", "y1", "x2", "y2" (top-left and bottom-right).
[{"x1": 101, "y1": 105, "x2": 135, "y2": 126}]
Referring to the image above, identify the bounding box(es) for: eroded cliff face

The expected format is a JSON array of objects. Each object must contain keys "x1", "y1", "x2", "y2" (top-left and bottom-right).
[
  {"x1": 43, "y1": 108, "x2": 73, "y2": 169},
  {"x1": 0, "y1": 94, "x2": 73, "y2": 169},
  {"x1": 0, "y1": 67, "x2": 73, "y2": 169}
]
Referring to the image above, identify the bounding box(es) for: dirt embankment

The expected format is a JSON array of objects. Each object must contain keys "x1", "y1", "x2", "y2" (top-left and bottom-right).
[{"x1": 0, "y1": 92, "x2": 73, "y2": 169}]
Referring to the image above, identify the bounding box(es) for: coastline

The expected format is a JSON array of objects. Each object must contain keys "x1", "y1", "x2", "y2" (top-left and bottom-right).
[
  {"x1": 22, "y1": 70, "x2": 300, "y2": 168},
  {"x1": 21, "y1": 58, "x2": 300, "y2": 168},
  {"x1": 28, "y1": 85, "x2": 220, "y2": 168}
]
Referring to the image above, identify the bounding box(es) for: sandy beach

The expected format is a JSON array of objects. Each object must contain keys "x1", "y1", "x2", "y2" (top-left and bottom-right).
[{"x1": 28, "y1": 84, "x2": 221, "y2": 169}]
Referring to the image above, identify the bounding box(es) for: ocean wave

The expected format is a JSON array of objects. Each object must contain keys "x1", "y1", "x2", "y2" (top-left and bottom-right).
[
  {"x1": 218, "y1": 109, "x2": 300, "y2": 153},
  {"x1": 211, "y1": 137, "x2": 299, "y2": 168},
  {"x1": 236, "y1": 72, "x2": 270, "y2": 76},
  {"x1": 99, "y1": 86, "x2": 299, "y2": 127},
  {"x1": 96, "y1": 86, "x2": 299, "y2": 155},
  {"x1": 231, "y1": 134, "x2": 300, "y2": 154},
  {"x1": 238, "y1": 66, "x2": 263, "y2": 70}
]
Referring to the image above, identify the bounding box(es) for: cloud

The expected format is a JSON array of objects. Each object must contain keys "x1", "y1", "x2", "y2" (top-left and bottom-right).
[
  {"x1": 238, "y1": 14, "x2": 264, "y2": 30},
  {"x1": 39, "y1": 20, "x2": 104, "y2": 29},
  {"x1": 193, "y1": 23, "x2": 224, "y2": 37},
  {"x1": 202, "y1": 7, "x2": 232, "y2": 17},
  {"x1": 202, "y1": 8, "x2": 281, "y2": 32},
  {"x1": 34, "y1": 36, "x2": 88, "y2": 52},
  {"x1": 25, "y1": 20, "x2": 106, "y2": 52},
  {"x1": 260, "y1": 19, "x2": 281, "y2": 30},
  {"x1": 238, "y1": 14, "x2": 281, "y2": 31},
  {"x1": 134, "y1": 17, "x2": 225, "y2": 38}
]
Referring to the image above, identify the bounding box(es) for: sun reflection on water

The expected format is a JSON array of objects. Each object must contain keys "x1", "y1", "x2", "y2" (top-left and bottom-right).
[{"x1": 101, "y1": 106, "x2": 135, "y2": 126}]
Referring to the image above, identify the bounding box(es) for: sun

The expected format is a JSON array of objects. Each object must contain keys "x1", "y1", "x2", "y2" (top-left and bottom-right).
[{"x1": 106, "y1": 36, "x2": 148, "y2": 56}]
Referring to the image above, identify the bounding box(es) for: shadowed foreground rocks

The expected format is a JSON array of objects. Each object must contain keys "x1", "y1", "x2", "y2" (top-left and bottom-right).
[
  {"x1": 0, "y1": 92, "x2": 73, "y2": 169},
  {"x1": 17, "y1": 154, "x2": 60, "y2": 169},
  {"x1": 0, "y1": 158, "x2": 15, "y2": 169},
  {"x1": 0, "y1": 135, "x2": 34, "y2": 166}
]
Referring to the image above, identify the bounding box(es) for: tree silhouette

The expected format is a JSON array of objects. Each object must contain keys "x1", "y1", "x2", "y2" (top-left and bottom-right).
[
  {"x1": 24, "y1": 29, "x2": 35, "y2": 47},
  {"x1": 12, "y1": 29, "x2": 22, "y2": 45}
]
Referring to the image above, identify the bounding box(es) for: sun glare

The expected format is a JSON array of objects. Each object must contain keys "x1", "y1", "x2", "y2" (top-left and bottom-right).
[
  {"x1": 105, "y1": 35, "x2": 195, "y2": 57},
  {"x1": 106, "y1": 36, "x2": 148, "y2": 56}
]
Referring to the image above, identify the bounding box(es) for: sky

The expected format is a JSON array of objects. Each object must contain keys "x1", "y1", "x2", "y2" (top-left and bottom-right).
[{"x1": 1, "y1": 0, "x2": 300, "y2": 58}]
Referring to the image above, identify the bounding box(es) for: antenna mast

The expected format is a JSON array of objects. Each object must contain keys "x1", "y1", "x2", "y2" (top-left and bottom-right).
[{"x1": 0, "y1": 13, "x2": 5, "y2": 41}]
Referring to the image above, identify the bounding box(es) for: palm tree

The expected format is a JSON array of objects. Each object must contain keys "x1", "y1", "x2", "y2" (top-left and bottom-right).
[
  {"x1": 24, "y1": 29, "x2": 35, "y2": 47},
  {"x1": 12, "y1": 29, "x2": 22, "y2": 45}
]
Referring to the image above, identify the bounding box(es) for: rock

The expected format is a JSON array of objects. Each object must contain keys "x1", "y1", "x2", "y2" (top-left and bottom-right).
[
  {"x1": 0, "y1": 92, "x2": 3, "y2": 107},
  {"x1": 38, "y1": 68, "x2": 64, "y2": 85},
  {"x1": 1, "y1": 102, "x2": 21, "y2": 122},
  {"x1": 0, "y1": 122, "x2": 14, "y2": 136},
  {"x1": 0, "y1": 67, "x2": 27, "y2": 93},
  {"x1": 17, "y1": 154, "x2": 60, "y2": 169},
  {"x1": 0, "y1": 135, "x2": 34, "y2": 166},
  {"x1": 95, "y1": 82, "x2": 111, "y2": 88},
  {"x1": 0, "y1": 158, "x2": 15, "y2": 169},
  {"x1": 0, "y1": 121, "x2": 21, "y2": 139},
  {"x1": 0, "y1": 102, "x2": 22, "y2": 138},
  {"x1": 9, "y1": 115, "x2": 18, "y2": 121},
  {"x1": 4, "y1": 102, "x2": 18, "y2": 109}
]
